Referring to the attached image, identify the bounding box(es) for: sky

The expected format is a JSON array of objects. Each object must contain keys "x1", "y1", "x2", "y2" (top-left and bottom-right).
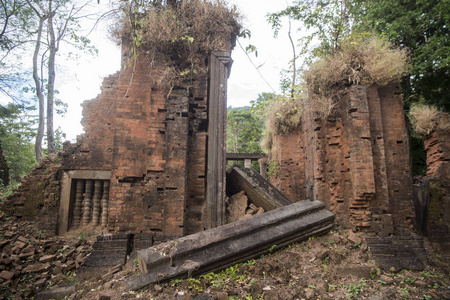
[{"x1": 55, "y1": 1, "x2": 298, "y2": 141}]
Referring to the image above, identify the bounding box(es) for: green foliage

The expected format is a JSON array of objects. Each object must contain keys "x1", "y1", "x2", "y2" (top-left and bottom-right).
[
  {"x1": 187, "y1": 278, "x2": 203, "y2": 292},
  {"x1": 346, "y1": 279, "x2": 367, "y2": 298},
  {"x1": 266, "y1": 160, "x2": 280, "y2": 179},
  {"x1": 0, "y1": 103, "x2": 37, "y2": 183},
  {"x1": 227, "y1": 108, "x2": 263, "y2": 155},
  {"x1": 170, "y1": 279, "x2": 181, "y2": 287},
  {"x1": 405, "y1": 277, "x2": 416, "y2": 285},
  {"x1": 200, "y1": 262, "x2": 245, "y2": 287},
  {"x1": 354, "y1": 0, "x2": 450, "y2": 112},
  {"x1": 370, "y1": 267, "x2": 381, "y2": 279},
  {"x1": 268, "y1": 0, "x2": 353, "y2": 62},
  {"x1": 250, "y1": 92, "x2": 278, "y2": 121}
]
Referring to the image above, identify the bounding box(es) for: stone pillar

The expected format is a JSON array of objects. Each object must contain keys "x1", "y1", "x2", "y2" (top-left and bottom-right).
[
  {"x1": 244, "y1": 159, "x2": 251, "y2": 169},
  {"x1": 72, "y1": 180, "x2": 84, "y2": 228},
  {"x1": 101, "y1": 181, "x2": 110, "y2": 227},
  {"x1": 82, "y1": 180, "x2": 93, "y2": 226},
  {"x1": 92, "y1": 180, "x2": 103, "y2": 226},
  {"x1": 259, "y1": 160, "x2": 267, "y2": 179},
  {"x1": 206, "y1": 51, "x2": 231, "y2": 229}
]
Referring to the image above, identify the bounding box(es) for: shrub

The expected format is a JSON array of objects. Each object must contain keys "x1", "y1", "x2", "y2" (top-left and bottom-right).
[
  {"x1": 409, "y1": 105, "x2": 450, "y2": 136},
  {"x1": 113, "y1": 0, "x2": 240, "y2": 54},
  {"x1": 303, "y1": 35, "x2": 409, "y2": 118}
]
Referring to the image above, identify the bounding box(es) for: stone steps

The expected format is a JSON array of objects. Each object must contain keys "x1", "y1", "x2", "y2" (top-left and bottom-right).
[{"x1": 367, "y1": 235, "x2": 427, "y2": 271}]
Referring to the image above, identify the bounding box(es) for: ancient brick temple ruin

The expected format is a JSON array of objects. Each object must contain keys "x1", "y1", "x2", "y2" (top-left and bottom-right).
[
  {"x1": 5, "y1": 13, "x2": 238, "y2": 238},
  {"x1": 3, "y1": 9, "x2": 449, "y2": 249},
  {"x1": 420, "y1": 125, "x2": 450, "y2": 246},
  {"x1": 269, "y1": 84, "x2": 415, "y2": 236}
]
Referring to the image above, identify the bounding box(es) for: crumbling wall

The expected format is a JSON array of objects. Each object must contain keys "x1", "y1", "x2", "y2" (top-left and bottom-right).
[
  {"x1": 271, "y1": 84, "x2": 414, "y2": 235},
  {"x1": 103, "y1": 52, "x2": 211, "y2": 236},
  {"x1": 271, "y1": 128, "x2": 306, "y2": 202},
  {"x1": 423, "y1": 129, "x2": 450, "y2": 244},
  {"x1": 61, "y1": 73, "x2": 119, "y2": 171},
  {"x1": 4, "y1": 155, "x2": 62, "y2": 234}
]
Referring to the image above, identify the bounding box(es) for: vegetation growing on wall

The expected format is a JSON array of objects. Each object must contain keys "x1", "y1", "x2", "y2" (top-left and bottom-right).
[
  {"x1": 112, "y1": 0, "x2": 240, "y2": 85},
  {"x1": 304, "y1": 35, "x2": 409, "y2": 117},
  {"x1": 409, "y1": 105, "x2": 450, "y2": 136},
  {"x1": 260, "y1": 35, "x2": 409, "y2": 156}
]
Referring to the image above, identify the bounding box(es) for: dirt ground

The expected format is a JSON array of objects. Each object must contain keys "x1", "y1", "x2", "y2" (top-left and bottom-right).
[{"x1": 1, "y1": 216, "x2": 449, "y2": 300}]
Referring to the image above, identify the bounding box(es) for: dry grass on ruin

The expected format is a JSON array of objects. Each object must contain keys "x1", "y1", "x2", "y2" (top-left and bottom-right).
[
  {"x1": 112, "y1": 0, "x2": 240, "y2": 54},
  {"x1": 304, "y1": 35, "x2": 409, "y2": 89},
  {"x1": 410, "y1": 105, "x2": 450, "y2": 136},
  {"x1": 261, "y1": 94, "x2": 304, "y2": 153},
  {"x1": 303, "y1": 35, "x2": 409, "y2": 119}
]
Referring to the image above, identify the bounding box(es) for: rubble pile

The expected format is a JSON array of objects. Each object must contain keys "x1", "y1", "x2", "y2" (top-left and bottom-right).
[
  {"x1": 226, "y1": 191, "x2": 265, "y2": 224},
  {"x1": 0, "y1": 217, "x2": 93, "y2": 299}
]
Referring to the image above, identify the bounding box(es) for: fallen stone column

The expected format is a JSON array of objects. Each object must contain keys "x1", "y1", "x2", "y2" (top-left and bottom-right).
[
  {"x1": 126, "y1": 200, "x2": 334, "y2": 290},
  {"x1": 227, "y1": 165, "x2": 292, "y2": 211}
]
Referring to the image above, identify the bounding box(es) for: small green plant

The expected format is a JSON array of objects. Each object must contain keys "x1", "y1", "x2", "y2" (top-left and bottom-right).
[
  {"x1": 322, "y1": 264, "x2": 328, "y2": 274},
  {"x1": 308, "y1": 284, "x2": 316, "y2": 290},
  {"x1": 329, "y1": 284, "x2": 337, "y2": 292},
  {"x1": 170, "y1": 279, "x2": 181, "y2": 287},
  {"x1": 328, "y1": 239, "x2": 336, "y2": 245},
  {"x1": 377, "y1": 280, "x2": 386, "y2": 285},
  {"x1": 301, "y1": 246, "x2": 307, "y2": 252},
  {"x1": 248, "y1": 278, "x2": 255, "y2": 287},
  {"x1": 268, "y1": 244, "x2": 277, "y2": 253},
  {"x1": 400, "y1": 287, "x2": 409, "y2": 298},
  {"x1": 187, "y1": 278, "x2": 203, "y2": 292},
  {"x1": 267, "y1": 160, "x2": 281, "y2": 178},
  {"x1": 133, "y1": 258, "x2": 139, "y2": 268},
  {"x1": 346, "y1": 279, "x2": 366, "y2": 298},
  {"x1": 405, "y1": 277, "x2": 416, "y2": 285},
  {"x1": 353, "y1": 242, "x2": 361, "y2": 248},
  {"x1": 370, "y1": 267, "x2": 380, "y2": 279}
]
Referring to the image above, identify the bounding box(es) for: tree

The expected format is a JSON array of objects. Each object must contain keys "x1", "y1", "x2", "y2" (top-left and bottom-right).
[
  {"x1": 0, "y1": 103, "x2": 37, "y2": 182},
  {"x1": 226, "y1": 108, "x2": 263, "y2": 154},
  {"x1": 353, "y1": 0, "x2": 450, "y2": 112},
  {"x1": 1, "y1": 0, "x2": 35, "y2": 101},
  {"x1": 19, "y1": 0, "x2": 95, "y2": 161},
  {"x1": 268, "y1": 0, "x2": 352, "y2": 64}
]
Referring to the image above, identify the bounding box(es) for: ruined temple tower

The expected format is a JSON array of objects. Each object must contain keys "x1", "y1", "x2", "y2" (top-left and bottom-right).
[{"x1": 6, "y1": 2, "x2": 240, "y2": 238}]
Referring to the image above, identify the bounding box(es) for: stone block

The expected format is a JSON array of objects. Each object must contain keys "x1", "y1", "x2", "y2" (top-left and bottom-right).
[{"x1": 126, "y1": 200, "x2": 334, "y2": 290}]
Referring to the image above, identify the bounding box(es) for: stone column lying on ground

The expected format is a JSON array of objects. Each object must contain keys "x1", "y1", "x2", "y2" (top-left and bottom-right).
[
  {"x1": 126, "y1": 200, "x2": 335, "y2": 290},
  {"x1": 227, "y1": 165, "x2": 292, "y2": 211}
]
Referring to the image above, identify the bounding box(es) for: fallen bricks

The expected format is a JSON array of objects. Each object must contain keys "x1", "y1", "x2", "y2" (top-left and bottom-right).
[
  {"x1": 227, "y1": 165, "x2": 292, "y2": 211},
  {"x1": 126, "y1": 200, "x2": 335, "y2": 290}
]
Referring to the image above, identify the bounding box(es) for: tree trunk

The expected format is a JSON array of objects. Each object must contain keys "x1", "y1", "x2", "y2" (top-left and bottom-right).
[
  {"x1": 46, "y1": 6, "x2": 56, "y2": 154},
  {"x1": 32, "y1": 16, "x2": 46, "y2": 163}
]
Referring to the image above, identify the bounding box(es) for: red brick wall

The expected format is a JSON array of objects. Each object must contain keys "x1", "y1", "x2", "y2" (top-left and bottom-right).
[
  {"x1": 271, "y1": 84, "x2": 414, "y2": 235},
  {"x1": 61, "y1": 73, "x2": 118, "y2": 171},
  {"x1": 57, "y1": 48, "x2": 213, "y2": 237},
  {"x1": 424, "y1": 129, "x2": 450, "y2": 242}
]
